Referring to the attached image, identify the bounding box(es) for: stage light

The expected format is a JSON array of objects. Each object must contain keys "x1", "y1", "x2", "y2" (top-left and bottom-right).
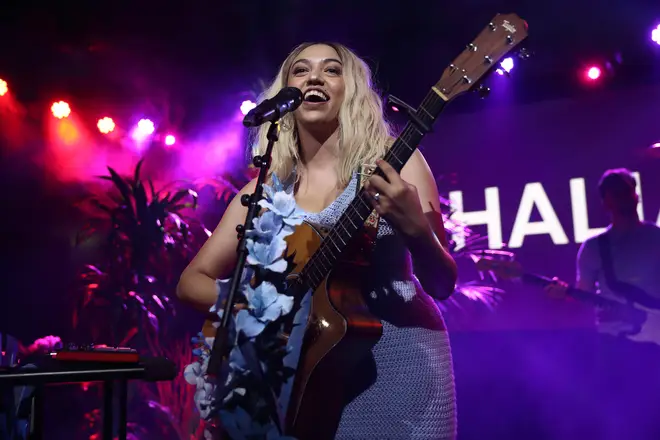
[
  {"x1": 0, "y1": 79, "x2": 7, "y2": 97},
  {"x1": 586, "y1": 66, "x2": 602, "y2": 81},
  {"x1": 240, "y1": 100, "x2": 257, "y2": 115},
  {"x1": 652, "y1": 24, "x2": 660, "y2": 45},
  {"x1": 51, "y1": 101, "x2": 71, "y2": 119},
  {"x1": 496, "y1": 57, "x2": 514, "y2": 75},
  {"x1": 97, "y1": 117, "x2": 115, "y2": 134},
  {"x1": 164, "y1": 134, "x2": 176, "y2": 146},
  {"x1": 652, "y1": 142, "x2": 660, "y2": 149},
  {"x1": 132, "y1": 118, "x2": 155, "y2": 140}
]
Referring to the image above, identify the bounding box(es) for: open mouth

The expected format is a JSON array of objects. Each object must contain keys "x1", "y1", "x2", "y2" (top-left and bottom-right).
[{"x1": 303, "y1": 89, "x2": 330, "y2": 103}]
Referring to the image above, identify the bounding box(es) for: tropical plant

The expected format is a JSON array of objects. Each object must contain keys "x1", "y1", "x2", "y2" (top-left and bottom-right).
[
  {"x1": 71, "y1": 159, "x2": 251, "y2": 439},
  {"x1": 72, "y1": 159, "x2": 210, "y2": 347},
  {"x1": 437, "y1": 194, "x2": 512, "y2": 316}
]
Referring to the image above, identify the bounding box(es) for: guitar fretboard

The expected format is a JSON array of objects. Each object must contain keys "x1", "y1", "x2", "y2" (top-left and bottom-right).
[
  {"x1": 521, "y1": 273, "x2": 619, "y2": 309},
  {"x1": 299, "y1": 89, "x2": 447, "y2": 291}
]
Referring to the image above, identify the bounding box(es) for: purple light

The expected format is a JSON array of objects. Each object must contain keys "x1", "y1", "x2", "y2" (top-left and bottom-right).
[
  {"x1": 132, "y1": 119, "x2": 155, "y2": 141},
  {"x1": 240, "y1": 100, "x2": 257, "y2": 115},
  {"x1": 652, "y1": 25, "x2": 660, "y2": 45},
  {"x1": 165, "y1": 134, "x2": 176, "y2": 146},
  {"x1": 652, "y1": 142, "x2": 660, "y2": 149},
  {"x1": 496, "y1": 57, "x2": 514, "y2": 75}
]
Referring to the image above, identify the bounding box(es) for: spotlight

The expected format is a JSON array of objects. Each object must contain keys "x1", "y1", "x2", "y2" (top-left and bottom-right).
[
  {"x1": 51, "y1": 101, "x2": 71, "y2": 119},
  {"x1": 0, "y1": 79, "x2": 7, "y2": 97},
  {"x1": 585, "y1": 66, "x2": 602, "y2": 81},
  {"x1": 132, "y1": 118, "x2": 155, "y2": 140},
  {"x1": 97, "y1": 117, "x2": 116, "y2": 134},
  {"x1": 652, "y1": 142, "x2": 660, "y2": 149},
  {"x1": 240, "y1": 100, "x2": 257, "y2": 115},
  {"x1": 496, "y1": 57, "x2": 514, "y2": 75},
  {"x1": 164, "y1": 134, "x2": 176, "y2": 146},
  {"x1": 652, "y1": 24, "x2": 660, "y2": 45}
]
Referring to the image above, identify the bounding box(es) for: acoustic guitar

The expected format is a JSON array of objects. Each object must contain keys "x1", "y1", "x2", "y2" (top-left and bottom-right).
[
  {"x1": 202, "y1": 13, "x2": 529, "y2": 439},
  {"x1": 475, "y1": 257, "x2": 660, "y2": 346}
]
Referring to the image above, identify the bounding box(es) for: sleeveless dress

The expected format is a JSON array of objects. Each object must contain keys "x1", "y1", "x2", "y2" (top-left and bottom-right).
[{"x1": 296, "y1": 173, "x2": 457, "y2": 440}]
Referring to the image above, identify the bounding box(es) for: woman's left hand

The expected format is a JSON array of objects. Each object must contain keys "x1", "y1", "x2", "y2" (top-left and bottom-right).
[{"x1": 364, "y1": 159, "x2": 432, "y2": 239}]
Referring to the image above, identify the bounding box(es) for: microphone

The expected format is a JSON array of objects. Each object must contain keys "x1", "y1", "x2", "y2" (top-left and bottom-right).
[{"x1": 243, "y1": 87, "x2": 303, "y2": 127}]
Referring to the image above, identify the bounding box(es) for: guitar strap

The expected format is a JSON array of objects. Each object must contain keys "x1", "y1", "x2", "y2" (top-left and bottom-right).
[{"x1": 597, "y1": 233, "x2": 620, "y2": 296}]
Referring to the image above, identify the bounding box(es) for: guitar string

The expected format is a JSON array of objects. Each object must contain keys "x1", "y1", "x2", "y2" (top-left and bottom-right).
[
  {"x1": 301, "y1": 86, "x2": 454, "y2": 287},
  {"x1": 302, "y1": 68, "x2": 477, "y2": 287},
  {"x1": 300, "y1": 88, "x2": 445, "y2": 289}
]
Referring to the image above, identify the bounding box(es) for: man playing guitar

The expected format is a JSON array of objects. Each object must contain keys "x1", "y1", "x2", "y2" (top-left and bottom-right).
[
  {"x1": 546, "y1": 168, "x2": 660, "y2": 439},
  {"x1": 546, "y1": 168, "x2": 660, "y2": 334}
]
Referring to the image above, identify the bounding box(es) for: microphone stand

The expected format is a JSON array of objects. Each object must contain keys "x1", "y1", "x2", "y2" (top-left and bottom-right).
[{"x1": 207, "y1": 121, "x2": 279, "y2": 377}]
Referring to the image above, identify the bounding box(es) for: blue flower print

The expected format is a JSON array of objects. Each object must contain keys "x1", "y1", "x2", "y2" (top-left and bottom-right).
[
  {"x1": 194, "y1": 381, "x2": 215, "y2": 419},
  {"x1": 246, "y1": 236, "x2": 288, "y2": 273},
  {"x1": 247, "y1": 211, "x2": 284, "y2": 242},
  {"x1": 211, "y1": 267, "x2": 254, "y2": 318},
  {"x1": 246, "y1": 281, "x2": 294, "y2": 323},
  {"x1": 259, "y1": 192, "x2": 305, "y2": 228},
  {"x1": 262, "y1": 173, "x2": 285, "y2": 202},
  {"x1": 235, "y1": 309, "x2": 267, "y2": 338}
]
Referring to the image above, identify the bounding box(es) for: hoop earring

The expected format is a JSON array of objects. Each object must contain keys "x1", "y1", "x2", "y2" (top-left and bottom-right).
[{"x1": 280, "y1": 115, "x2": 294, "y2": 132}]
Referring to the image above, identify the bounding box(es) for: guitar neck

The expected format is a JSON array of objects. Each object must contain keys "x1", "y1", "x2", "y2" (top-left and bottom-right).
[
  {"x1": 520, "y1": 273, "x2": 614, "y2": 308},
  {"x1": 299, "y1": 90, "x2": 447, "y2": 290}
]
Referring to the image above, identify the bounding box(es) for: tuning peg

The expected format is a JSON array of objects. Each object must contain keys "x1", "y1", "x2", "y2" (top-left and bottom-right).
[
  {"x1": 517, "y1": 48, "x2": 533, "y2": 60},
  {"x1": 474, "y1": 84, "x2": 490, "y2": 99}
]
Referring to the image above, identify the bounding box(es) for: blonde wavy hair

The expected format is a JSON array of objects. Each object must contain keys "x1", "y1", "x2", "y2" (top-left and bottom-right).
[{"x1": 250, "y1": 42, "x2": 394, "y2": 187}]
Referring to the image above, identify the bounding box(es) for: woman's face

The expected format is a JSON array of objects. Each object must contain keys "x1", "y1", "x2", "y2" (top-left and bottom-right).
[{"x1": 287, "y1": 44, "x2": 345, "y2": 128}]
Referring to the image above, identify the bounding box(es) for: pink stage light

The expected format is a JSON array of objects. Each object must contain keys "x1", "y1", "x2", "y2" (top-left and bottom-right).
[
  {"x1": 652, "y1": 25, "x2": 660, "y2": 45},
  {"x1": 51, "y1": 101, "x2": 71, "y2": 119},
  {"x1": 240, "y1": 100, "x2": 257, "y2": 115},
  {"x1": 97, "y1": 117, "x2": 115, "y2": 134},
  {"x1": 652, "y1": 142, "x2": 660, "y2": 149},
  {"x1": 496, "y1": 57, "x2": 514, "y2": 75},
  {"x1": 586, "y1": 66, "x2": 601, "y2": 80},
  {"x1": 132, "y1": 118, "x2": 155, "y2": 140},
  {"x1": 164, "y1": 134, "x2": 176, "y2": 146},
  {"x1": 0, "y1": 79, "x2": 7, "y2": 97}
]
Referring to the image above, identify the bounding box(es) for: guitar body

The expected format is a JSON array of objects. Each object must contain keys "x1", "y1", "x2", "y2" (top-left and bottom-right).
[{"x1": 283, "y1": 221, "x2": 383, "y2": 439}]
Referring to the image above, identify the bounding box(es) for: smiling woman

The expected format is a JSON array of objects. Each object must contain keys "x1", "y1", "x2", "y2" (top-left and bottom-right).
[{"x1": 177, "y1": 42, "x2": 458, "y2": 440}]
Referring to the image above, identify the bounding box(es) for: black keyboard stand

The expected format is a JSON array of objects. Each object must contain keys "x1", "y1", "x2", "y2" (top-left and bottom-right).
[{"x1": 0, "y1": 356, "x2": 176, "y2": 440}]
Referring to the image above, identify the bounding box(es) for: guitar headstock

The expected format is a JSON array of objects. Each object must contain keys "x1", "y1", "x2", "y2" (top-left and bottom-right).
[
  {"x1": 475, "y1": 257, "x2": 524, "y2": 280},
  {"x1": 434, "y1": 13, "x2": 528, "y2": 101}
]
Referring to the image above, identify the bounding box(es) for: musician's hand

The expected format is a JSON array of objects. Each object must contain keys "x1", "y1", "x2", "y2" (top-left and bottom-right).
[
  {"x1": 364, "y1": 159, "x2": 431, "y2": 239},
  {"x1": 545, "y1": 277, "x2": 569, "y2": 299},
  {"x1": 596, "y1": 307, "x2": 621, "y2": 323}
]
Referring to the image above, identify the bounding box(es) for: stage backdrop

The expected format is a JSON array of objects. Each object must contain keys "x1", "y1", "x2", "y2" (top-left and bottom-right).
[{"x1": 421, "y1": 82, "x2": 660, "y2": 332}]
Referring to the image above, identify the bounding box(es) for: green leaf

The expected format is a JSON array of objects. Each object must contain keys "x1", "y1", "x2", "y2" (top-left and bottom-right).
[
  {"x1": 133, "y1": 180, "x2": 149, "y2": 226},
  {"x1": 147, "y1": 179, "x2": 157, "y2": 202},
  {"x1": 106, "y1": 166, "x2": 135, "y2": 217},
  {"x1": 133, "y1": 159, "x2": 144, "y2": 185}
]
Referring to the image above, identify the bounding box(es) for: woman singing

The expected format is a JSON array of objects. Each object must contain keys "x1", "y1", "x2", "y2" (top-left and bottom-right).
[{"x1": 177, "y1": 42, "x2": 458, "y2": 439}]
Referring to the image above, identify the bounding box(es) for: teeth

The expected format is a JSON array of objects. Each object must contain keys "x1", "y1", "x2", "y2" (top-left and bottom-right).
[{"x1": 304, "y1": 90, "x2": 329, "y2": 101}]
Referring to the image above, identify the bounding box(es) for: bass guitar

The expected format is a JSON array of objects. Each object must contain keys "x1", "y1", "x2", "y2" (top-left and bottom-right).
[
  {"x1": 475, "y1": 256, "x2": 660, "y2": 346},
  {"x1": 203, "y1": 13, "x2": 529, "y2": 439}
]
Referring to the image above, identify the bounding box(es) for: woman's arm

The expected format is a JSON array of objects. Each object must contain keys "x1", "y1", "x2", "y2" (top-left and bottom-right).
[
  {"x1": 176, "y1": 178, "x2": 258, "y2": 313},
  {"x1": 400, "y1": 150, "x2": 457, "y2": 299},
  {"x1": 364, "y1": 151, "x2": 457, "y2": 299}
]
